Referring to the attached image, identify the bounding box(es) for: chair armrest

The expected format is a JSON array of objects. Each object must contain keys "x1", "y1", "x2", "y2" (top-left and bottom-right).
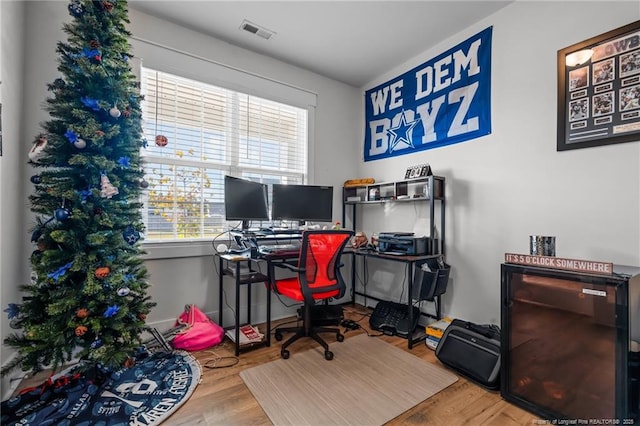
[{"x1": 273, "y1": 261, "x2": 304, "y2": 273}]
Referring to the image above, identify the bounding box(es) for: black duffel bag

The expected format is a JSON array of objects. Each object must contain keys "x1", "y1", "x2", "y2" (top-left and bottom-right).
[{"x1": 435, "y1": 319, "x2": 501, "y2": 390}]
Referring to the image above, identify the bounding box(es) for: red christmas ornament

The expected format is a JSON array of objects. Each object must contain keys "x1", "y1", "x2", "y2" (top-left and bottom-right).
[
  {"x1": 122, "y1": 107, "x2": 131, "y2": 118},
  {"x1": 95, "y1": 266, "x2": 110, "y2": 279},
  {"x1": 77, "y1": 308, "x2": 89, "y2": 318},
  {"x1": 155, "y1": 135, "x2": 168, "y2": 147},
  {"x1": 95, "y1": 130, "x2": 105, "y2": 137},
  {"x1": 124, "y1": 357, "x2": 135, "y2": 368},
  {"x1": 102, "y1": 1, "x2": 113, "y2": 12},
  {"x1": 90, "y1": 40, "x2": 100, "y2": 49},
  {"x1": 138, "y1": 313, "x2": 147, "y2": 321},
  {"x1": 94, "y1": 55, "x2": 102, "y2": 62},
  {"x1": 75, "y1": 325, "x2": 88, "y2": 336}
]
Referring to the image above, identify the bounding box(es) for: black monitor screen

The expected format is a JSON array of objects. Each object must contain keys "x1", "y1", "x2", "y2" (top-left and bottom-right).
[
  {"x1": 224, "y1": 176, "x2": 269, "y2": 223},
  {"x1": 272, "y1": 184, "x2": 333, "y2": 223}
]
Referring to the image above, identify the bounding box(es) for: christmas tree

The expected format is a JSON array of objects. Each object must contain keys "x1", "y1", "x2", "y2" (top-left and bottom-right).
[{"x1": 2, "y1": 0, "x2": 155, "y2": 376}]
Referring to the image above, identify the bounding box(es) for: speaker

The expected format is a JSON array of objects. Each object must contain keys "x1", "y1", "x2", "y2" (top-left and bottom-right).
[{"x1": 435, "y1": 319, "x2": 501, "y2": 389}]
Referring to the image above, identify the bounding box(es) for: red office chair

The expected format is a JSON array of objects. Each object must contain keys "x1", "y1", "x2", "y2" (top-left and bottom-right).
[{"x1": 270, "y1": 229, "x2": 353, "y2": 360}]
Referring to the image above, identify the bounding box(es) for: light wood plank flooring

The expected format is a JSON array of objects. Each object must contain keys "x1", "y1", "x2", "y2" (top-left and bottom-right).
[{"x1": 162, "y1": 304, "x2": 539, "y2": 425}]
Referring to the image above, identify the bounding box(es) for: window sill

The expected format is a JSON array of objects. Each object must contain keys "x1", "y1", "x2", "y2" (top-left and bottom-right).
[{"x1": 142, "y1": 240, "x2": 221, "y2": 260}]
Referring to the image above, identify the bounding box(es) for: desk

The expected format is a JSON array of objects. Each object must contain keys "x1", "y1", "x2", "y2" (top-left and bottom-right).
[
  {"x1": 348, "y1": 249, "x2": 443, "y2": 349},
  {"x1": 215, "y1": 253, "x2": 271, "y2": 356}
]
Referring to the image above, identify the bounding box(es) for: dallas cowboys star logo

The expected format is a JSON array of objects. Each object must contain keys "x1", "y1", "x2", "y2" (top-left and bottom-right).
[
  {"x1": 387, "y1": 110, "x2": 420, "y2": 153},
  {"x1": 126, "y1": 233, "x2": 140, "y2": 244}
]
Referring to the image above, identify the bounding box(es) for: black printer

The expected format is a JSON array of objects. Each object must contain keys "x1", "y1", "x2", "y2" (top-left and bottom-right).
[{"x1": 377, "y1": 232, "x2": 432, "y2": 255}]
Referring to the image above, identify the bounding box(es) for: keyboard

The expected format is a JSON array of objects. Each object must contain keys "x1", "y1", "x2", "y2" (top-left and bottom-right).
[
  {"x1": 258, "y1": 228, "x2": 301, "y2": 235},
  {"x1": 369, "y1": 301, "x2": 420, "y2": 338},
  {"x1": 258, "y1": 243, "x2": 300, "y2": 256}
]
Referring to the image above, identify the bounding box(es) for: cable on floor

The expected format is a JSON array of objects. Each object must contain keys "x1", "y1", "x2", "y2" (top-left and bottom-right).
[{"x1": 202, "y1": 349, "x2": 239, "y2": 369}]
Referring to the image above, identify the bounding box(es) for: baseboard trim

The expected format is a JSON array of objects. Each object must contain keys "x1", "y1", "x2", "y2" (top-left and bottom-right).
[{"x1": 1, "y1": 352, "x2": 28, "y2": 401}]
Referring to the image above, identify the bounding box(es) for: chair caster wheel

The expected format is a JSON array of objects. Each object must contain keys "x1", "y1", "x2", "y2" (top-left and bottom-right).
[
  {"x1": 324, "y1": 350, "x2": 334, "y2": 360},
  {"x1": 281, "y1": 349, "x2": 290, "y2": 359},
  {"x1": 336, "y1": 333, "x2": 344, "y2": 342},
  {"x1": 275, "y1": 332, "x2": 283, "y2": 341}
]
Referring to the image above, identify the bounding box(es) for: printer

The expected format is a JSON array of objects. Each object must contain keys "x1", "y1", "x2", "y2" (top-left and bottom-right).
[{"x1": 377, "y1": 232, "x2": 435, "y2": 255}]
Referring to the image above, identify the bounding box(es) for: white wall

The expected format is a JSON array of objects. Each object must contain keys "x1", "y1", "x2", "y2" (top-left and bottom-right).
[
  {"x1": 1, "y1": 0, "x2": 28, "y2": 395},
  {"x1": 356, "y1": 1, "x2": 640, "y2": 325}
]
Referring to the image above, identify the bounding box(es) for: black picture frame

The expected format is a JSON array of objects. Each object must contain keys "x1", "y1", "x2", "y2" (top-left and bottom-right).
[
  {"x1": 404, "y1": 163, "x2": 431, "y2": 180},
  {"x1": 557, "y1": 20, "x2": 640, "y2": 151}
]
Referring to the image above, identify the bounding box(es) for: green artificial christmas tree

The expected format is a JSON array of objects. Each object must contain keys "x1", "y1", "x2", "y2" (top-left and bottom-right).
[{"x1": 3, "y1": 0, "x2": 155, "y2": 376}]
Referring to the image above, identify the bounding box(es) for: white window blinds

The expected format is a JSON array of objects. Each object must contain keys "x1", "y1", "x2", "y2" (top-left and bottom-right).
[{"x1": 140, "y1": 68, "x2": 308, "y2": 241}]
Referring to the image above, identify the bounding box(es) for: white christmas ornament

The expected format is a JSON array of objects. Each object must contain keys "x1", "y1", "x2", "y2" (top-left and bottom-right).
[
  {"x1": 109, "y1": 106, "x2": 121, "y2": 118},
  {"x1": 74, "y1": 138, "x2": 87, "y2": 149},
  {"x1": 28, "y1": 137, "x2": 48, "y2": 162},
  {"x1": 100, "y1": 174, "x2": 119, "y2": 198}
]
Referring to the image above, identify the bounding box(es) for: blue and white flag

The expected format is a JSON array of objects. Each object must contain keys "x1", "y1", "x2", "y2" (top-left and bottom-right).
[{"x1": 364, "y1": 27, "x2": 492, "y2": 162}]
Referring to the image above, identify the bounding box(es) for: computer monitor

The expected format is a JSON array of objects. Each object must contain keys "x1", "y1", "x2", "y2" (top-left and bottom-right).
[
  {"x1": 224, "y1": 175, "x2": 269, "y2": 229},
  {"x1": 271, "y1": 184, "x2": 334, "y2": 224}
]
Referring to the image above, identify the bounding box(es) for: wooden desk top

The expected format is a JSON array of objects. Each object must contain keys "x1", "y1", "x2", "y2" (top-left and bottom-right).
[{"x1": 346, "y1": 247, "x2": 442, "y2": 262}]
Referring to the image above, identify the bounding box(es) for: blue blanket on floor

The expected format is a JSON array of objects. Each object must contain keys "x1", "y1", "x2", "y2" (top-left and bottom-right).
[{"x1": 1, "y1": 351, "x2": 201, "y2": 426}]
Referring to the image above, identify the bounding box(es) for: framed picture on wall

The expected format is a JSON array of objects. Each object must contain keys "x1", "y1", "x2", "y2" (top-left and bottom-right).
[{"x1": 557, "y1": 20, "x2": 640, "y2": 151}]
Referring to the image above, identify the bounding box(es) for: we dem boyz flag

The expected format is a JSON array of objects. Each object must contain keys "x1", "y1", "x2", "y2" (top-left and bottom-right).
[{"x1": 364, "y1": 27, "x2": 492, "y2": 161}]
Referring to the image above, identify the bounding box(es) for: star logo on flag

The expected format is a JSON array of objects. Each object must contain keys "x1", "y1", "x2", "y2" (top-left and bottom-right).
[{"x1": 387, "y1": 110, "x2": 420, "y2": 152}]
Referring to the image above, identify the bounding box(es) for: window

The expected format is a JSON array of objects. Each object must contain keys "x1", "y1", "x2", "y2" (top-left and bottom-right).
[{"x1": 140, "y1": 68, "x2": 308, "y2": 241}]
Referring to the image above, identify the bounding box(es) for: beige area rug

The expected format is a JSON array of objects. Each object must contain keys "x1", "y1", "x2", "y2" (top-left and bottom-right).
[{"x1": 240, "y1": 333, "x2": 458, "y2": 426}]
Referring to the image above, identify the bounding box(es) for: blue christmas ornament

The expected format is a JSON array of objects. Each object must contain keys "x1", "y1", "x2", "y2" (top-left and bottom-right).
[
  {"x1": 4, "y1": 304, "x2": 20, "y2": 320},
  {"x1": 81, "y1": 47, "x2": 101, "y2": 60},
  {"x1": 123, "y1": 225, "x2": 141, "y2": 245},
  {"x1": 91, "y1": 339, "x2": 103, "y2": 349},
  {"x1": 30, "y1": 228, "x2": 42, "y2": 243},
  {"x1": 104, "y1": 305, "x2": 120, "y2": 318},
  {"x1": 30, "y1": 175, "x2": 42, "y2": 184},
  {"x1": 68, "y1": 0, "x2": 84, "y2": 17},
  {"x1": 78, "y1": 188, "x2": 92, "y2": 202},
  {"x1": 117, "y1": 156, "x2": 130, "y2": 168},
  {"x1": 54, "y1": 207, "x2": 71, "y2": 221},
  {"x1": 64, "y1": 129, "x2": 79, "y2": 143},
  {"x1": 47, "y1": 261, "x2": 74, "y2": 282},
  {"x1": 80, "y1": 96, "x2": 100, "y2": 111}
]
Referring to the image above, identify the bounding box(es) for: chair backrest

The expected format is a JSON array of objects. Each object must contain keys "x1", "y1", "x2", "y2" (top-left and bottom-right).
[{"x1": 297, "y1": 230, "x2": 353, "y2": 304}]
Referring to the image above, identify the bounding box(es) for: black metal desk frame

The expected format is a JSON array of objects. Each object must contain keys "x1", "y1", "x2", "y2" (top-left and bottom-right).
[
  {"x1": 216, "y1": 254, "x2": 271, "y2": 356},
  {"x1": 349, "y1": 249, "x2": 443, "y2": 349}
]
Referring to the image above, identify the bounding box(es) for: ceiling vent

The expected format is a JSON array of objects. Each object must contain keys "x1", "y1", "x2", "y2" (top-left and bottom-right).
[{"x1": 240, "y1": 19, "x2": 275, "y2": 40}]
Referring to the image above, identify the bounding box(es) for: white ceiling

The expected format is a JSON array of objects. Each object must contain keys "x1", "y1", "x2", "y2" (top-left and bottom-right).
[{"x1": 129, "y1": 1, "x2": 513, "y2": 87}]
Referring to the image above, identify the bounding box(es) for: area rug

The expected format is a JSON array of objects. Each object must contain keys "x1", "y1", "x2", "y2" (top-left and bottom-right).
[
  {"x1": 1, "y1": 350, "x2": 201, "y2": 426},
  {"x1": 240, "y1": 334, "x2": 458, "y2": 426}
]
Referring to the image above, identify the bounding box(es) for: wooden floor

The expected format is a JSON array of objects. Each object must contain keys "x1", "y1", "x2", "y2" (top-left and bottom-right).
[{"x1": 162, "y1": 304, "x2": 539, "y2": 425}]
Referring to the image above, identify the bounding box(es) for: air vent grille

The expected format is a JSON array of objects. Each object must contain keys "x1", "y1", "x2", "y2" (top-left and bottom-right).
[{"x1": 240, "y1": 19, "x2": 275, "y2": 40}]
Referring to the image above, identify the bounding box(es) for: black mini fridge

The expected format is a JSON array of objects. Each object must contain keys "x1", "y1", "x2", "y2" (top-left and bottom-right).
[{"x1": 501, "y1": 263, "x2": 640, "y2": 421}]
